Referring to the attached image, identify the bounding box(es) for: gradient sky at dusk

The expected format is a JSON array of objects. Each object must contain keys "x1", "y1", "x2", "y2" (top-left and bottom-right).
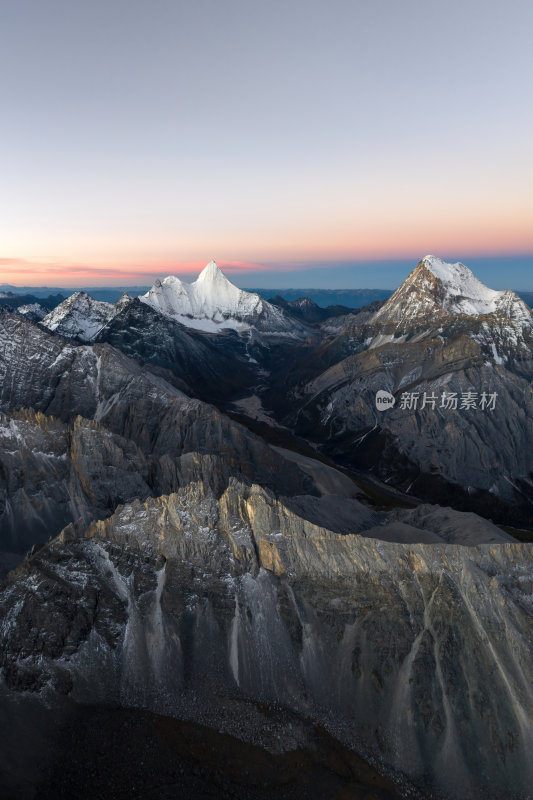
[{"x1": 1, "y1": 0, "x2": 532, "y2": 288}]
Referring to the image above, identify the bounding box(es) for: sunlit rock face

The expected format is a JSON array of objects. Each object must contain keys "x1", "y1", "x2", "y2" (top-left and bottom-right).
[{"x1": 2, "y1": 479, "x2": 531, "y2": 800}]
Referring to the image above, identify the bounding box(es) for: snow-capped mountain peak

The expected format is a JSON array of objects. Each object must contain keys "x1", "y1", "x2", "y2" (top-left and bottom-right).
[
  {"x1": 420, "y1": 256, "x2": 499, "y2": 312},
  {"x1": 375, "y1": 255, "x2": 532, "y2": 325},
  {"x1": 41, "y1": 291, "x2": 129, "y2": 341},
  {"x1": 190, "y1": 259, "x2": 263, "y2": 320},
  {"x1": 196, "y1": 258, "x2": 223, "y2": 284},
  {"x1": 139, "y1": 260, "x2": 296, "y2": 334},
  {"x1": 115, "y1": 292, "x2": 134, "y2": 313}
]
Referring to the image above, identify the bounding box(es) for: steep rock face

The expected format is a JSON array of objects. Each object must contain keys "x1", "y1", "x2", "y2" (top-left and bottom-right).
[
  {"x1": 0, "y1": 411, "x2": 74, "y2": 550},
  {"x1": 0, "y1": 410, "x2": 320, "y2": 558},
  {"x1": 300, "y1": 330, "x2": 533, "y2": 499},
  {"x1": 0, "y1": 409, "x2": 154, "y2": 552},
  {"x1": 95, "y1": 298, "x2": 258, "y2": 401},
  {"x1": 0, "y1": 315, "x2": 100, "y2": 418},
  {"x1": 0, "y1": 484, "x2": 531, "y2": 800}
]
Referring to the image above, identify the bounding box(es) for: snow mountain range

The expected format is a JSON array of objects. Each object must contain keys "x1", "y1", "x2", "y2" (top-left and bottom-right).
[
  {"x1": 17, "y1": 253, "x2": 533, "y2": 517},
  {"x1": 42, "y1": 261, "x2": 300, "y2": 340},
  {"x1": 41, "y1": 256, "x2": 533, "y2": 345}
]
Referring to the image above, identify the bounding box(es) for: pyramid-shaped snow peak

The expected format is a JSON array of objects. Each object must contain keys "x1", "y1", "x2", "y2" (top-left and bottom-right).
[
  {"x1": 41, "y1": 291, "x2": 122, "y2": 341},
  {"x1": 374, "y1": 255, "x2": 532, "y2": 325},
  {"x1": 140, "y1": 260, "x2": 293, "y2": 333}
]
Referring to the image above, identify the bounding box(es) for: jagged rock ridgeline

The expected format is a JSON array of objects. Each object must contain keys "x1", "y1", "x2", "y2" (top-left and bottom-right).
[
  {"x1": 1, "y1": 481, "x2": 531, "y2": 799},
  {"x1": 0, "y1": 314, "x2": 317, "y2": 553}
]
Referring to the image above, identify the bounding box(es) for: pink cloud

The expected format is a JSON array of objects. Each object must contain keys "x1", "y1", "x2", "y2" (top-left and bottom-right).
[
  {"x1": 0, "y1": 256, "x2": 278, "y2": 286},
  {"x1": 0, "y1": 258, "x2": 31, "y2": 266}
]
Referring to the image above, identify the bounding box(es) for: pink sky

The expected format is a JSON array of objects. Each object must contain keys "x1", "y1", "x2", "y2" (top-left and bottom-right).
[
  {"x1": 2, "y1": 236, "x2": 532, "y2": 288},
  {"x1": 2, "y1": 2, "x2": 531, "y2": 288}
]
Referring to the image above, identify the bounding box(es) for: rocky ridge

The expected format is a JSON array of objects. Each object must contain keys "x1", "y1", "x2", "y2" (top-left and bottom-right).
[
  {"x1": 0, "y1": 314, "x2": 319, "y2": 556},
  {"x1": 0, "y1": 478, "x2": 531, "y2": 799},
  {"x1": 93, "y1": 297, "x2": 259, "y2": 401}
]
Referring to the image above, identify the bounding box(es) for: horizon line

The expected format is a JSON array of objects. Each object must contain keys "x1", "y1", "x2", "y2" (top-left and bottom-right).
[{"x1": 1, "y1": 252, "x2": 532, "y2": 291}]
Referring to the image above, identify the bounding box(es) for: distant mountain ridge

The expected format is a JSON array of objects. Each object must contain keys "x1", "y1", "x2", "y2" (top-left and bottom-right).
[
  {"x1": 254, "y1": 287, "x2": 393, "y2": 308},
  {"x1": 267, "y1": 294, "x2": 387, "y2": 323},
  {"x1": 1, "y1": 282, "x2": 532, "y2": 309},
  {"x1": 0, "y1": 291, "x2": 63, "y2": 309}
]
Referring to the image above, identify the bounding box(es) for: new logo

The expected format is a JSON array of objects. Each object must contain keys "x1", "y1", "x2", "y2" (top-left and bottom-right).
[{"x1": 375, "y1": 390, "x2": 396, "y2": 411}]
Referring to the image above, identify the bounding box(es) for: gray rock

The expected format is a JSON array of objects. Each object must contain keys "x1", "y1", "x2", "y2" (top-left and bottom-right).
[
  {"x1": 1, "y1": 482, "x2": 531, "y2": 799},
  {"x1": 0, "y1": 316, "x2": 315, "y2": 552}
]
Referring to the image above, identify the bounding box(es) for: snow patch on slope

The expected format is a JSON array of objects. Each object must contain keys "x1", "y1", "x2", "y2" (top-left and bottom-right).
[{"x1": 17, "y1": 303, "x2": 47, "y2": 319}]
